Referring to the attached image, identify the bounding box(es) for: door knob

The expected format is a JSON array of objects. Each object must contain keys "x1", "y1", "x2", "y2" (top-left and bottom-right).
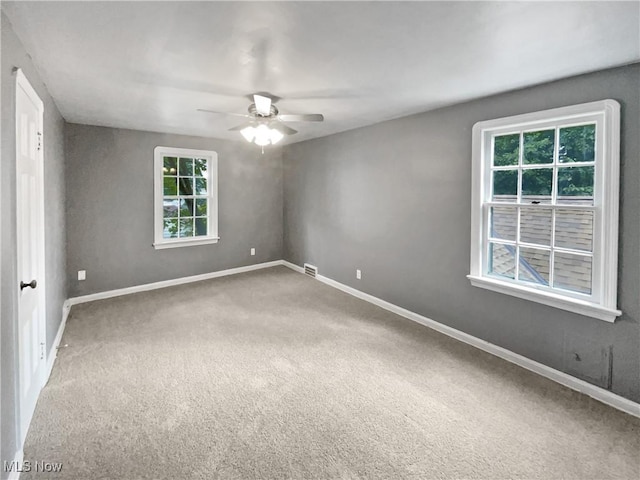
[{"x1": 20, "y1": 280, "x2": 37, "y2": 290}]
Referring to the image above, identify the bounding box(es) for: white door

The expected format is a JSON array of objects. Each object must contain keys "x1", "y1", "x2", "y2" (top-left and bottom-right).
[{"x1": 16, "y1": 68, "x2": 46, "y2": 443}]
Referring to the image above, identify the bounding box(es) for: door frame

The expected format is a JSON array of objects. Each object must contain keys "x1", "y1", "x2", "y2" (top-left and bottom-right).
[{"x1": 15, "y1": 67, "x2": 47, "y2": 445}]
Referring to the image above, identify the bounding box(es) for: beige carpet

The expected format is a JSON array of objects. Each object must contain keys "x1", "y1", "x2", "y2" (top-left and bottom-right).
[{"x1": 23, "y1": 266, "x2": 639, "y2": 479}]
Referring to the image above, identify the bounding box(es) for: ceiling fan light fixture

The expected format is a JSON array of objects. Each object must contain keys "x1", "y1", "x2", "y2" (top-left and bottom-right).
[
  {"x1": 269, "y1": 128, "x2": 284, "y2": 145},
  {"x1": 240, "y1": 126, "x2": 255, "y2": 142},
  {"x1": 253, "y1": 124, "x2": 272, "y2": 146},
  {"x1": 239, "y1": 123, "x2": 287, "y2": 147}
]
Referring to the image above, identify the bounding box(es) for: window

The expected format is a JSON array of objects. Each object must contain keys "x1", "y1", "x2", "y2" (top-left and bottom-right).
[
  {"x1": 468, "y1": 100, "x2": 621, "y2": 322},
  {"x1": 153, "y1": 146, "x2": 218, "y2": 249}
]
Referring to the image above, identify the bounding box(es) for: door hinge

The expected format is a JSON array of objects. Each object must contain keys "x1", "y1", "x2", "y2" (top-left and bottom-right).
[
  {"x1": 40, "y1": 342, "x2": 45, "y2": 360},
  {"x1": 37, "y1": 132, "x2": 42, "y2": 151}
]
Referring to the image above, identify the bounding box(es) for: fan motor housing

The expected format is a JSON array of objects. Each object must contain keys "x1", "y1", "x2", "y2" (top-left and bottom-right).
[{"x1": 248, "y1": 103, "x2": 279, "y2": 118}]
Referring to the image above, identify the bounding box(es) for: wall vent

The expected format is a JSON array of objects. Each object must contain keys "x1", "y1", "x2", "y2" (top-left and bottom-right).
[{"x1": 304, "y1": 263, "x2": 318, "y2": 278}]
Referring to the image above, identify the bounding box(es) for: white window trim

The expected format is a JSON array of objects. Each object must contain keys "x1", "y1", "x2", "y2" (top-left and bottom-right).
[
  {"x1": 468, "y1": 100, "x2": 621, "y2": 323},
  {"x1": 153, "y1": 146, "x2": 219, "y2": 249}
]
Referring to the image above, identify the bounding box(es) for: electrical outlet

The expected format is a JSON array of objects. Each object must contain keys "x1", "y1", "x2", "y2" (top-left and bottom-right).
[
  {"x1": 356, "y1": 269, "x2": 361, "y2": 280},
  {"x1": 78, "y1": 270, "x2": 86, "y2": 281},
  {"x1": 250, "y1": 248, "x2": 256, "y2": 256}
]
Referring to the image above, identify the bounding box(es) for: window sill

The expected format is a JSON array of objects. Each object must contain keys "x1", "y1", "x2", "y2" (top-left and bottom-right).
[
  {"x1": 467, "y1": 275, "x2": 621, "y2": 323},
  {"x1": 153, "y1": 237, "x2": 220, "y2": 250}
]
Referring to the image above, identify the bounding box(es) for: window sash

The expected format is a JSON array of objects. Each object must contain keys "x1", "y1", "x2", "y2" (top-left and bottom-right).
[
  {"x1": 482, "y1": 203, "x2": 596, "y2": 301},
  {"x1": 484, "y1": 120, "x2": 600, "y2": 300}
]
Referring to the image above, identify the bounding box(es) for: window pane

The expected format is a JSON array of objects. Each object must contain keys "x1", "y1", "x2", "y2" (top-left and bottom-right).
[
  {"x1": 555, "y1": 209, "x2": 593, "y2": 252},
  {"x1": 522, "y1": 168, "x2": 552, "y2": 203},
  {"x1": 195, "y1": 218, "x2": 208, "y2": 236},
  {"x1": 163, "y1": 199, "x2": 179, "y2": 218},
  {"x1": 179, "y1": 158, "x2": 193, "y2": 176},
  {"x1": 195, "y1": 178, "x2": 207, "y2": 195},
  {"x1": 194, "y1": 158, "x2": 208, "y2": 177},
  {"x1": 180, "y1": 199, "x2": 194, "y2": 217},
  {"x1": 559, "y1": 124, "x2": 595, "y2": 163},
  {"x1": 179, "y1": 218, "x2": 194, "y2": 237},
  {"x1": 519, "y1": 208, "x2": 552, "y2": 246},
  {"x1": 518, "y1": 247, "x2": 550, "y2": 286},
  {"x1": 195, "y1": 198, "x2": 207, "y2": 216},
  {"x1": 553, "y1": 252, "x2": 592, "y2": 295},
  {"x1": 163, "y1": 157, "x2": 177, "y2": 175},
  {"x1": 488, "y1": 242, "x2": 515, "y2": 280},
  {"x1": 179, "y1": 178, "x2": 193, "y2": 196},
  {"x1": 163, "y1": 219, "x2": 178, "y2": 239},
  {"x1": 492, "y1": 170, "x2": 518, "y2": 201},
  {"x1": 557, "y1": 166, "x2": 594, "y2": 205},
  {"x1": 490, "y1": 207, "x2": 516, "y2": 241},
  {"x1": 163, "y1": 177, "x2": 177, "y2": 196},
  {"x1": 523, "y1": 130, "x2": 554, "y2": 165},
  {"x1": 493, "y1": 134, "x2": 519, "y2": 167}
]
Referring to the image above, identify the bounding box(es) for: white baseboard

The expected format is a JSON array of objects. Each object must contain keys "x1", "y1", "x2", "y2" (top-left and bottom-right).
[
  {"x1": 67, "y1": 260, "x2": 283, "y2": 306},
  {"x1": 281, "y1": 260, "x2": 304, "y2": 273},
  {"x1": 281, "y1": 261, "x2": 640, "y2": 418},
  {"x1": 6, "y1": 449, "x2": 23, "y2": 480},
  {"x1": 44, "y1": 301, "x2": 71, "y2": 386}
]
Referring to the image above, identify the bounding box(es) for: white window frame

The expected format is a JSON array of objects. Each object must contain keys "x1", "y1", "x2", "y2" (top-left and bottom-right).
[
  {"x1": 153, "y1": 146, "x2": 219, "y2": 249},
  {"x1": 468, "y1": 100, "x2": 621, "y2": 322}
]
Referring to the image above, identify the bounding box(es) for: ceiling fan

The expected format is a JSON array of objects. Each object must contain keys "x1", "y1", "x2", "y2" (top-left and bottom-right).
[{"x1": 198, "y1": 94, "x2": 324, "y2": 148}]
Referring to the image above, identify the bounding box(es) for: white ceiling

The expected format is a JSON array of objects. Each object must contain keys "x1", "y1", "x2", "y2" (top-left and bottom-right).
[{"x1": 3, "y1": 1, "x2": 639, "y2": 145}]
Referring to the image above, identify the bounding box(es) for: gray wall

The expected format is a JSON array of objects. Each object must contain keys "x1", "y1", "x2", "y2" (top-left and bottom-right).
[
  {"x1": 1, "y1": 11, "x2": 67, "y2": 474},
  {"x1": 283, "y1": 64, "x2": 640, "y2": 403},
  {"x1": 65, "y1": 124, "x2": 283, "y2": 297}
]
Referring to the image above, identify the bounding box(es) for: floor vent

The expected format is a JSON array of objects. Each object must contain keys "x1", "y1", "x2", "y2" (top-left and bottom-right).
[{"x1": 304, "y1": 263, "x2": 318, "y2": 278}]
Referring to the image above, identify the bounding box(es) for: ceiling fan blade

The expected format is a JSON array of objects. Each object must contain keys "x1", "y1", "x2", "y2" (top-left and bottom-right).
[
  {"x1": 253, "y1": 94, "x2": 272, "y2": 116},
  {"x1": 272, "y1": 123, "x2": 298, "y2": 135},
  {"x1": 198, "y1": 109, "x2": 248, "y2": 118},
  {"x1": 278, "y1": 114, "x2": 324, "y2": 122},
  {"x1": 228, "y1": 122, "x2": 253, "y2": 131}
]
